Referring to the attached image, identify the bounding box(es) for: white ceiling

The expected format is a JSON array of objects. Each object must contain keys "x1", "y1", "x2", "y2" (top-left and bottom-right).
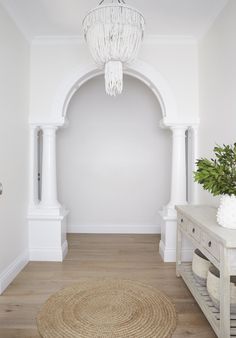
[{"x1": 0, "y1": 0, "x2": 228, "y2": 41}]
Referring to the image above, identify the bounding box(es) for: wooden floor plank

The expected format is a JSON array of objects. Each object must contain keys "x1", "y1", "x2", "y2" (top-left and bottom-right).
[{"x1": 0, "y1": 234, "x2": 216, "y2": 337}]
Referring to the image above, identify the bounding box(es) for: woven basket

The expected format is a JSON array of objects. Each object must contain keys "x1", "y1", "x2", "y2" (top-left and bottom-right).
[
  {"x1": 192, "y1": 249, "x2": 211, "y2": 286},
  {"x1": 207, "y1": 264, "x2": 236, "y2": 313}
]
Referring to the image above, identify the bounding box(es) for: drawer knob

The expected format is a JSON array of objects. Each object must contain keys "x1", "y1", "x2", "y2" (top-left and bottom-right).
[
  {"x1": 181, "y1": 218, "x2": 184, "y2": 223},
  {"x1": 192, "y1": 228, "x2": 195, "y2": 234},
  {"x1": 208, "y1": 241, "x2": 212, "y2": 248}
]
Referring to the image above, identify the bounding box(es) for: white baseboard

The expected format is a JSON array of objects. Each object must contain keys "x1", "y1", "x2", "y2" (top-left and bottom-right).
[
  {"x1": 68, "y1": 224, "x2": 161, "y2": 234},
  {"x1": 29, "y1": 240, "x2": 68, "y2": 262},
  {"x1": 159, "y1": 240, "x2": 193, "y2": 262},
  {"x1": 0, "y1": 251, "x2": 29, "y2": 295}
]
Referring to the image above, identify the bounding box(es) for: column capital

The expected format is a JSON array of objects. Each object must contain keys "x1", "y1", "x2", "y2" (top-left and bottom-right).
[
  {"x1": 41, "y1": 126, "x2": 58, "y2": 137},
  {"x1": 189, "y1": 124, "x2": 199, "y2": 133},
  {"x1": 169, "y1": 124, "x2": 189, "y2": 132},
  {"x1": 160, "y1": 119, "x2": 189, "y2": 131},
  {"x1": 29, "y1": 124, "x2": 40, "y2": 132},
  {"x1": 170, "y1": 126, "x2": 188, "y2": 139},
  {"x1": 41, "y1": 125, "x2": 58, "y2": 131}
]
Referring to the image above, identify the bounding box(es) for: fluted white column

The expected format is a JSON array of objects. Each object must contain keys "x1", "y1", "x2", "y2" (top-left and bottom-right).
[
  {"x1": 159, "y1": 124, "x2": 191, "y2": 262},
  {"x1": 166, "y1": 126, "x2": 188, "y2": 215},
  {"x1": 189, "y1": 125, "x2": 199, "y2": 204},
  {"x1": 28, "y1": 125, "x2": 39, "y2": 210},
  {"x1": 28, "y1": 124, "x2": 68, "y2": 262},
  {"x1": 41, "y1": 126, "x2": 60, "y2": 209}
]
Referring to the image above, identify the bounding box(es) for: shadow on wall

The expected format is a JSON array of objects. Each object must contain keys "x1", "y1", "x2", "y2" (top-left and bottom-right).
[{"x1": 57, "y1": 74, "x2": 172, "y2": 233}]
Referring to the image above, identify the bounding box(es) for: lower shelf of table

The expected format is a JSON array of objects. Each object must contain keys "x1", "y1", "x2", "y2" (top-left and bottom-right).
[{"x1": 178, "y1": 263, "x2": 236, "y2": 337}]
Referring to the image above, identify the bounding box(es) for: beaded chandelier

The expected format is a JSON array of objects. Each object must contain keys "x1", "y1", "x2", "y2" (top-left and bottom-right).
[{"x1": 82, "y1": 0, "x2": 145, "y2": 96}]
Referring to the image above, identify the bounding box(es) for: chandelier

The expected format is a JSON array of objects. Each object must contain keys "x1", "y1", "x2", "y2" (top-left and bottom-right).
[{"x1": 82, "y1": 0, "x2": 145, "y2": 96}]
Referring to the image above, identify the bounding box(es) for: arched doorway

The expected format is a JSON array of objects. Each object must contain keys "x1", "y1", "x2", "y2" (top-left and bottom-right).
[
  {"x1": 28, "y1": 60, "x2": 196, "y2": 262},
  {"x1": 57, "y1": 74, "x2": 172, "y2": 234}
]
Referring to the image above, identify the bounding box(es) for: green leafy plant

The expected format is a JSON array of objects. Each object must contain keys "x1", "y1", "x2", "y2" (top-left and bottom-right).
[{"x1": 194, "y1": 143, "x2": 236, "y2": 196}]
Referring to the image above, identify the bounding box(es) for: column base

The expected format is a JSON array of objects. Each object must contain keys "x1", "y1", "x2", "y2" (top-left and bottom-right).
[
  {"x1": 28, "y1": 207, "x2": 69, "y2": 262},
  {"x1": 159, "y1": 239, "x2": 193, "y2": 262},
  {"x1": 159, "y1": 208, "x2": 193, "y2": 262},
  {"x1": 29, "y1": 240, "x2": 68, "y2": 262},
  {"x1": 28, "y1": 203, "x2": 64, "y2": 217}
]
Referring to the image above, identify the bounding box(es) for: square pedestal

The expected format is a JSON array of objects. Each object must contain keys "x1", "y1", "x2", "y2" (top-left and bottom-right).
[
  {"x1": 28, "y1": 208, "x2": 69, "y2": 261},
  {"x1": 159, "y1": 210, "x2": 193, "y2": 262}
]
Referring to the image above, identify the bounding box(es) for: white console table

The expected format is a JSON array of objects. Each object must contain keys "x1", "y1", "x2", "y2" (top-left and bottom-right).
[{"x1": 176, "y1": 205, "x2": 236, "y2": 338}]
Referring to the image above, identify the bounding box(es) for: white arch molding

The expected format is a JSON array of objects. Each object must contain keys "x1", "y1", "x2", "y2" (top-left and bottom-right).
[
  {"x1": 28, "y1": 59, "x2": 196, "y2": 263},
  {"x1": 51, "y1": 59, "x2": 177, "y2": 126}
]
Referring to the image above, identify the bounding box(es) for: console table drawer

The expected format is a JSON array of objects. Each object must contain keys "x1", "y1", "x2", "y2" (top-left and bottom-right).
[
  {"x1": 201, "y1": 233, "x2": 220, "y2": 261},
  {"x1": 177, "y1": 213, "x2": 188, "y2": 230},
  {"x1": 187, "y1": 222, "x2": 201, "y2": 242}
]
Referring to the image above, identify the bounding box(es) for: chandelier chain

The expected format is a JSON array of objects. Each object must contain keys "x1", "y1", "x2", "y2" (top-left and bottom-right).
[{"x1": 99, "y1": 0, "x2": 126, "y2": 5}]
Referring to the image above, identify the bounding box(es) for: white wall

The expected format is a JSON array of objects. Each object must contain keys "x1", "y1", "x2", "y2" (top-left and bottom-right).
[
  {"x1": 57, "y1": 75, "x2": 171, "y2": 233},
  {"x1": 0, "y1": 5, "x2": 29, "y2": 292},
  {"x1": 198, "y1": 0, "x2": 236, "y2": 206}
]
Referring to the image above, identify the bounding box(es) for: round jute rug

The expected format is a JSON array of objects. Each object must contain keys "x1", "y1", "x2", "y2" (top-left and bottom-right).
[{"x1": 37, "y1": 279, "x2": 177, "y2": 338}]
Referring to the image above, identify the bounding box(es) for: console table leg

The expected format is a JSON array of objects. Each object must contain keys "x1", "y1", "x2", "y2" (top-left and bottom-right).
[
  {"x1": 220, "y1": 246, "x2": 230, "y2": 338},
  {"x1": 176, "y1": 227, "x2": 182, "y2": 277}
]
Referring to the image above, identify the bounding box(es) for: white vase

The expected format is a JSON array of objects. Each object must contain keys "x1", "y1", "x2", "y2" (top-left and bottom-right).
[{"x1": 217, "y1": 195, "x2": 236, "y2": 229}]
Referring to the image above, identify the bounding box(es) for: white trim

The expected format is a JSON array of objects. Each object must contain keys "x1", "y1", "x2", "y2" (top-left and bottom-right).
[
  {"x1": 28, "y1": 207, "x2": 69, "y2": 220},
  {"x1": 0, "y1": 0, "x2": 32, "y2": 42},
  {"x1": 160, "y1": 120, "x2": 200, "y2": 129},
  {"x1": 32, "y1": 35, "x2": 84, "y2": 45},
  {"x1": 1, "y1": 0, "x2": 226, "y2": 45},
  {"x1": 0, "y1": 251, "x2": 29, "y2": 295},
  {"x1": 144, "y1": 35, "x2": 196, "y2": 45},
  {"x1": 68, "y1": 224, "x2": 161, "y2": 234},
  {"x1": 48, "y1": 59, "x2": 178, "y2": 124},
  {"x1": 197, "y1": 0, "x2": 228, "y2": 41},
  {"x1": 29, "y1": 240, "x2": 68, "y2": 262},
  {"x1": 31, "y1": 34, "x2": 197, "y2": 46},
  {"x1": 159, "y1": 240, "x2": 193, "y2": 262}
]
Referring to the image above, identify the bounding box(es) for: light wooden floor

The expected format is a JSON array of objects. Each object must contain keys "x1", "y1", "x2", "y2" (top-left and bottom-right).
[{"x1": 0, "y1": 234, "x2": 216, "y2": 338}]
